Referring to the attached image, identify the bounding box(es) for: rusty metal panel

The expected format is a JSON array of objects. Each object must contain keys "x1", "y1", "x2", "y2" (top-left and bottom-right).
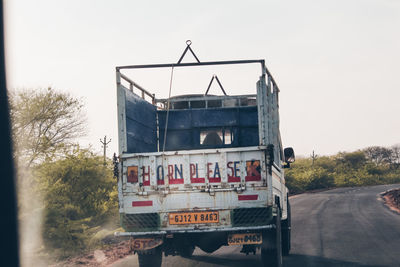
[
  {"x1": 121, "y1": 147, "x2": 266, "y2": 194},
  {"x1": 257, "y1": 76, "x2": 269, "y2": 146},
  {"x1": 118, "y1": 146, "x2": 276, "y2": 232},
  {"x1": 117, "y1": 83, "x2": 128, "y2": 154}
]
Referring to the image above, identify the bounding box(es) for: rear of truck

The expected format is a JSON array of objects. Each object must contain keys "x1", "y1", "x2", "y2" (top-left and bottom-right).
[{"x1": 115, "y1": 43, "x2": 294, "y2": 267}]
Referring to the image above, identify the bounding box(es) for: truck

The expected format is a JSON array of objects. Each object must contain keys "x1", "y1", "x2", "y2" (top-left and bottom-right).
[{"x1": 114, "y1": 41, "x2": 295, "y2": 267}]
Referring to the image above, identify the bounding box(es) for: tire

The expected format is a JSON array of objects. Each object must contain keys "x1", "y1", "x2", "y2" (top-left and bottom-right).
[
  {"x1": 261, "y1": 208, "x2": 282, "y2": 267},
  {"x1": 179, "y1": 245, "x2": 195, "y2": 258},
  {"x1": 282, "y1": 199, "x2": 291, "y2": 256},
  {"x1": 138, "y1": 246, "x2": 162, "y2": 267}
]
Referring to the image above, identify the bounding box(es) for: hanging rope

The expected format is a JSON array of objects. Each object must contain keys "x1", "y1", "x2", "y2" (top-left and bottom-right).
[
  {"x1": 162, "y1": 66, "x2": 174, "y2": 153},
  {"x1": 160, "y1": 67, "x2": 174, "y2": 190}
]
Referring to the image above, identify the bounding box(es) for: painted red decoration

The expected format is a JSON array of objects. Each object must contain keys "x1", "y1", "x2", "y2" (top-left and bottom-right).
[
  {"x1": 168, "y1": 179, "x2": 184, "y2": 184},
  {"x1": 132, "y1": 200, "x2": 153, "y2": 207},
  {"x1": 228, "y1": 176, "x2": 241, "y2": 183},
  {"x1": 245, "y1": 175, "x2": 261, "y2": 182},
  {"x1": 238, "y1": 195, "x2": 258, "y2": 201},
  {"x1": 191, "y1": 177, "x2": 205, "y2": 183}
]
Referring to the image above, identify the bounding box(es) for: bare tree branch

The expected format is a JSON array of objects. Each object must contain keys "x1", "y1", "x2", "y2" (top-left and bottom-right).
[{"x1": 9, "y1": 88, "x2": 87, "y2": 167}]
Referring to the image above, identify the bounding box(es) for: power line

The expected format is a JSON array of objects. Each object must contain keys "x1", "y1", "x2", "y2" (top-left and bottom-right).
[
  {"x1": 100, "y1": 135, "x2": 111, "y2": 164},
  {"x1": 311, "y1": 150, "x2": 318, "y2": 166}
]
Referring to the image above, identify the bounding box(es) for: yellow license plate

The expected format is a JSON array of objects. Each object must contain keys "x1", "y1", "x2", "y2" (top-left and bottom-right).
[
  {"x1": 169, "y1": 211, "x2": 219, "y2": 225},
  {"x1": 228, "y1": 233, "x2": 262, "y2": 245}
]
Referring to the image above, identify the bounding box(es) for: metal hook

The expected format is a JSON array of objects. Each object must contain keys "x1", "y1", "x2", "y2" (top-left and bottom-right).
[
  {"x1": 204, "y1": 74, "x2": 227, "y2": 96},
  {"x1": 177, "y1": 40, "x2": 200, "y2": 64}
]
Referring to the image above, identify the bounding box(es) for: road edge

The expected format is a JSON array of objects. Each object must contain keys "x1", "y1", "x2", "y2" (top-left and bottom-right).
[{"x1": 380, "y1": 188, "x2": 400, "y2": 215}]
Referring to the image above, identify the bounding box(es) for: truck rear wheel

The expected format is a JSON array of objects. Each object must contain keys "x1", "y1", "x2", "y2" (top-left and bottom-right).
[
  {"x1": 261, "y1": 208, "x2": 282, "y2": 267},
  {"x1": 282, "y1": 200, "x2": 291, "y2": 256},
  {"x1": 138, "y1": 246, "x2": 162, "y2": 267}
]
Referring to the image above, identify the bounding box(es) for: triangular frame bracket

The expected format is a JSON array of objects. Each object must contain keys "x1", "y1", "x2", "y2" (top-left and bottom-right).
[
  {"x1": 177, "y1": 40, "x2": 201, "y2": 64},
  {"x1": 204, "y1": 75, "x2": 227, "y2": 96}
]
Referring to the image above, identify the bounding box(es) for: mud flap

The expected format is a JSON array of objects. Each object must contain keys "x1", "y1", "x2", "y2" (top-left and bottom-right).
[{"x1": 130, "y1": 237, "x2": 163, "y2": 251}]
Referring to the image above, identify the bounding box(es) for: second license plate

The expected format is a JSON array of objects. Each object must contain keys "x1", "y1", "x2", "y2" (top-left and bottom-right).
[
  {"x1": 169, "y1": 211, "x2": 219, "y2": 225},
  {"x1": 228, "y1": 233, "x2": 262, "y2": 245}
]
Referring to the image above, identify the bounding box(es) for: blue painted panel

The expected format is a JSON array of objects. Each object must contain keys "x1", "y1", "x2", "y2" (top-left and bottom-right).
[
  {"x1": 239, "y1": 107, "x2": 258, "y2": 127},
  {"x1": 126, "y1": 117, "x2": 156, "y2": 144},
  {"x1": 191, "y1": 108, "x2": 238, "y2": 127},
  {"x1": 124, "y1": 91, "x2": 157, "y2": 153},
  {"x1": 239, "y1": 127, "x2": 259, "y2": 146},
  {"x1": 156, "y1": 106, "x2": 259, "y2": 151},
  {"x1": 231, "y1": 128, "x2": 240, "y2": 146},
  {"x1": 159, "y1": 129, "x2": 192, "y2": 151},
  {"x1": 127, "y1": 136, "x2": 156, "y2": 153},
  {"x1": 125, "y1": 93, "x2": 156, "y2": 129},
  {"x1": 238, "y1": 107, "x2": 258, "y2": 146},
  {"x1": 158, "y1": 110, "x2": 192, "y2": 130}
]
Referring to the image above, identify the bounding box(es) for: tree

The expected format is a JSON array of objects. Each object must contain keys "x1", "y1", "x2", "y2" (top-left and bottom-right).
[
  {"x1": 306, "y1": 167, "x2": 334, "y2": 190},
  {"x1": 9, "y1": 88, "x2": 86, "y2": 167},
  {"x1": 314, "y1": 156, "x2": 336, "y2": 173},
  {"x1": 335, "y1": 151, "x2": 367, "y2": 169},
  {"x1": 9, "y1": 88, "x2": 87, "y2": 262},
  {"x1": 390, "y1": 145, "x2": 400, "y2": 169},
  {"x1": 363, "y1": 146, "x2": 392, "y2": 166},
  {"x1": 35, "y1": 148, "x2": 118, "y2": 256}
]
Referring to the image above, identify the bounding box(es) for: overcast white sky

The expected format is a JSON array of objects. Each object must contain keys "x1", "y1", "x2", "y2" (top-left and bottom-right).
[{"x1": 5, "y1": 0, "x2": 400, "y2": 156}]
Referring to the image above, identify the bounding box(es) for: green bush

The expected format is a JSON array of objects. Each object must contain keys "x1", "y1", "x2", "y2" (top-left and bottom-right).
[
  {"x1": 35, "y1": 148, "x2": 118, "y2": 257},
  {"x1": 285, "y1": 163, "x2": 334, "y2": 194},
  {"x1": 285, "y1": 147, "x2": 400, "y2": 194}
]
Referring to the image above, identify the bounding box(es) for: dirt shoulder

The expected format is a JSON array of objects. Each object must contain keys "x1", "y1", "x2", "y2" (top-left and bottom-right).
[
  {"x1": 381, "y1": 188, "x2": 400, "y2": 214},
  {"x1": 50, "y1": 240, "x2": 133, "y2": 267}
]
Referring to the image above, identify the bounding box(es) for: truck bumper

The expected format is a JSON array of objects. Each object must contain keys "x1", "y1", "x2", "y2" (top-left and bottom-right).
[{"x1": 115, "y1": 224, "x2": 275, "y2": 237}]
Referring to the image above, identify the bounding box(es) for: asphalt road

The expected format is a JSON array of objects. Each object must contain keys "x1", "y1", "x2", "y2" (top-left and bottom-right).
[{"x1": 112, "y1": 184, "x2": 400, "y2": 267}]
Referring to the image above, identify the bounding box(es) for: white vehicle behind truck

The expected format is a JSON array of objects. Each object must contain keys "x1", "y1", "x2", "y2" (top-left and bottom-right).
[{"x1": 115, "y1": 41, "x2": 295, "y2": 267}]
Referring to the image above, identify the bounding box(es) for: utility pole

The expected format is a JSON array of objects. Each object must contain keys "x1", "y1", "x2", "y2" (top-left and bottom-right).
[
  {"x1": 100, "y1": 136, "x2": 111, "y2": 164},
  {"x1": 311, "y1": 150, "x2": 318, "y2": 166}
]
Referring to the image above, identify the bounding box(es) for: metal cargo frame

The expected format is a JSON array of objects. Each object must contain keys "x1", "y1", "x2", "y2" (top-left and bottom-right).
[{"x1": 116, "y1": 58, "x2": 282, "y2": 156}]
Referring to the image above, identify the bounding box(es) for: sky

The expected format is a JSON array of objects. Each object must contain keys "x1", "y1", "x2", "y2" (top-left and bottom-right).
[{"x1": 5, "y1": 0, "x2": 400, "y2": 157}]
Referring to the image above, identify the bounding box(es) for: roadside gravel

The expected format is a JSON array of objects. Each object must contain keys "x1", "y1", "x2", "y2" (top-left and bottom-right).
[
  {"x1": 382, "y1": 188, "x2": 400, "y2": 214},
  {"x1": 49, "y1": 240, "x2": 132, "y2": 267}
]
